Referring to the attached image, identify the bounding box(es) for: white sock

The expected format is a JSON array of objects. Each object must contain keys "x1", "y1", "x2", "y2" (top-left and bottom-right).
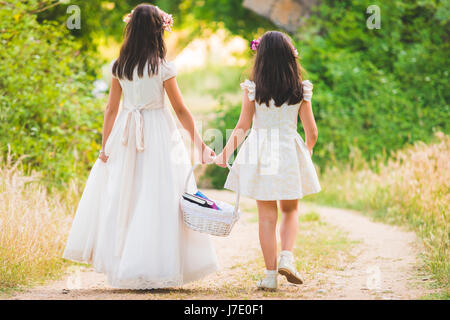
[
  {"x1": 280, "y1": 250, "x2": 294, "y2": 258},
  {"x1": 265, "y1": 269, "x2": 278, "y2": 277}
]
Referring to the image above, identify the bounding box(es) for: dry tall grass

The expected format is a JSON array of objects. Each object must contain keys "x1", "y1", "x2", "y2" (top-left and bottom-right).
[
  {"x1": 0, "y1": 152, "x2": 78, "y2": 290},
  {"x1": 315, "y1": 132, "x2": 449, "y2": 289}
]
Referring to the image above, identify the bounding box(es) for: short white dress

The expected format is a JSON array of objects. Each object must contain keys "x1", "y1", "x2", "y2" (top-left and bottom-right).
[
  {"x1": 63, "y1": 60, "x2": 218, "y2": 289},
  {"x1": 224, "y1": 80, "x2": 321, "y2": 201}
]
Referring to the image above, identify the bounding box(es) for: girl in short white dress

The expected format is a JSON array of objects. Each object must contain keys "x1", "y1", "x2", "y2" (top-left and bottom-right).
[
  {"x1": 215, "y1": 31, "x2": 321, "y2": 290},
  {"x1": 63, "y1": 4, "x2": 218, "y2": 289}
]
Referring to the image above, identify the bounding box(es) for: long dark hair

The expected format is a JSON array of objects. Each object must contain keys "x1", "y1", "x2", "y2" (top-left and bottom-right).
[
  {"x1": 112, "y1": 4, "x2": 166, "y2": 80},
  {"x1": 251, "y1": 31, "x2": 304, "y2": 107}
]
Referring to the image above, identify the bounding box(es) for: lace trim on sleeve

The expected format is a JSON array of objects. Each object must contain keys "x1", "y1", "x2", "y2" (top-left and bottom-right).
[
  {"x1": 240, "y1": 79, "x2": 256, "y2": 101},
  {"x1": 302, "y1": 80, "x2": 313, "y2": 102}
]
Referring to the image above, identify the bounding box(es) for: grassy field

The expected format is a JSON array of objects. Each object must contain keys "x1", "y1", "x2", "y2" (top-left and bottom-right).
[
  {"x1": 0, "y1": 153, "x2": 78, "y2": 292},
  {"x1": 311, "y1": 133, "x2": 449, "y2": 295}
]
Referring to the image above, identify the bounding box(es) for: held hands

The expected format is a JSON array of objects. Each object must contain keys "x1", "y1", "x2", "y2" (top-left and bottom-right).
[
  {"x1": 201, "y1": 145, "x2": 216, "y2": 164},
  {"x1": 214, "y1": 152, "x2": 228, "y2": 168}
]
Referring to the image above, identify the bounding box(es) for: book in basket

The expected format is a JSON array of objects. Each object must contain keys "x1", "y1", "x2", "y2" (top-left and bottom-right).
[{"x1": 180, "y1": 163, "x2": 240, "y2": 237}]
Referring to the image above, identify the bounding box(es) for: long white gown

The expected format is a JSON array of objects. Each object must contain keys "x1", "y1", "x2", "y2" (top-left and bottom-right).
[{"x1": 63, "y1": 61, "x2": 218, "y2": 289}]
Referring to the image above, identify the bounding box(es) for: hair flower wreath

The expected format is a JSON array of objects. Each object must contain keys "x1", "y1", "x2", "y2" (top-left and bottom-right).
[
  {"x1": 158, "y1": 7, "x2": 174, "y2": 32},
  {"x1": 250, "y1": 37, "x2": 299, "y2": 57},
  {"x1": 123, "y1": 7, "x2": 174, "y2": 32}
]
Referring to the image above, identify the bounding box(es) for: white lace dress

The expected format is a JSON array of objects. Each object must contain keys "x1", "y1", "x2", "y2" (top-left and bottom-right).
[
  {"x1": 63, "y1": 61, "x2": 218, "y2": 289},
  {"x1": 224, "y1": 80, "x2": 321, "y2": 200}
]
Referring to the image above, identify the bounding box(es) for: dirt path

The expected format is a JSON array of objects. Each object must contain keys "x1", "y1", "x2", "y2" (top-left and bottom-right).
[
  {"x1": 8, "y1": 191, "x2": 432, "y2": 300},
  {"x1": 297, "y1": 204, "x2": 433, "y2": 299}
]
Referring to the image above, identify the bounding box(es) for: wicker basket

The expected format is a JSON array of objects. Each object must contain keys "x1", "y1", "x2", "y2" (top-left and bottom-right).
[{"x1": 181, "y1": 163, "x2": 240, "y2": 237}]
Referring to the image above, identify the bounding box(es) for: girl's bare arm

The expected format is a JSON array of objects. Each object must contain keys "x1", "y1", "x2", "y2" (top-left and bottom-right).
[
  {"x1": 299, "y1": 100, "x2": 318, "y2": 156},
  {"x1": 100, "y1": 77, "x2": 122, "y2": 162},
  {"x1": 215, "y1": 89, "x2": 255, "y2": 167}
]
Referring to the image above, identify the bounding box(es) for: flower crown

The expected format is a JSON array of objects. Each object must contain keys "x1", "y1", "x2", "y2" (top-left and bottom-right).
[
  {"x1": 123, "y1": 7, "x2": 173, "y2": 32},
  {"x1": 250, "y1": 37, "x2": 299, "y2": 57}
]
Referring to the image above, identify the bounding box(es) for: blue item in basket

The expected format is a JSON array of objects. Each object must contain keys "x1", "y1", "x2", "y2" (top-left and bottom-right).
[{"x1": 195, "y1": 191, "x2": 221, "y2": 210}]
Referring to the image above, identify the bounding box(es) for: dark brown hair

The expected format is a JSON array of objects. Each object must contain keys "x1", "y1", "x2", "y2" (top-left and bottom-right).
[
  {"x1": 112, "y1": 4, "x2": 166, "y2": 80},
  {"x1": 251, "y1": 31, "x2": 304, "y2": 106}
]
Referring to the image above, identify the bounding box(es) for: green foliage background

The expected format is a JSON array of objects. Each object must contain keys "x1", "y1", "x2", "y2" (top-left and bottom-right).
[
  {"x1": 0, "y1": 1, "x2": 103, "y2": 185},
  {"x1": 300, "y1": 0, "x2": 449, "y2": 165}
]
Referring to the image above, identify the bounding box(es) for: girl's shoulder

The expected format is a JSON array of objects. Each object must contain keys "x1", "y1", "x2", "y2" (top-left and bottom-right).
[{"x1": 160, "y1": 60, "x2": 177, "y2": 81}]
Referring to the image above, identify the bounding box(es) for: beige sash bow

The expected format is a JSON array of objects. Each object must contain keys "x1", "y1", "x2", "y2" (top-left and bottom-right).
[{"x1": 121, "y1": 106, "x2": 147, "y2": 152}]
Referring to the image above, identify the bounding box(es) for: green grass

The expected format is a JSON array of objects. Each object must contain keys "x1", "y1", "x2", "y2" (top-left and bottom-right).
[
  {"x1": 299, "y1": 211, "x2": 321, "y2": 222},
  {"x1": 420, "y1": 291, "x2": 450, "y2": 300},
  {"x1": 294, "y1": 213, "x2": 357, "y2": 275}
]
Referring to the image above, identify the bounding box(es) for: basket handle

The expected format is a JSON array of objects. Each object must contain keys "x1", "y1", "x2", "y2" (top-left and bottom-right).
[{"x1": 184, "y1": 162, "x2": 240, "y2": 215}]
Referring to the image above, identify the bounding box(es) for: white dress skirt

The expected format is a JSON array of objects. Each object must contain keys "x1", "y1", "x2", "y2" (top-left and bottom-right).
[
  {"x1": 63, "y1": 61, "x2": 218, "y2": 289},
  {"x1": 224, "y1": 80, "x2": 321, "y2": 201}
]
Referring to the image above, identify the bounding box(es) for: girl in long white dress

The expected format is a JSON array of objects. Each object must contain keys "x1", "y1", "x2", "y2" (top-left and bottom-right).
[
  {"x1": 63, "y1": 4, "x2": 218, "y2": 289},
  {"x1": 215, "y1": 31, "x2": 321, "y2": 290}
]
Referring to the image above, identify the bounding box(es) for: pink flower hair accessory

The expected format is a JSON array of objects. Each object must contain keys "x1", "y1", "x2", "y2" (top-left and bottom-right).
[
  {"x1": 155, "y1": 6, "x2": 173, "y2": 32},
  {"x1": 122, "y1": 10, "x2": 133, "y2": 23},
  {"x1": 250, "y1": 38, "x2": 261, "y2": 51}
]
